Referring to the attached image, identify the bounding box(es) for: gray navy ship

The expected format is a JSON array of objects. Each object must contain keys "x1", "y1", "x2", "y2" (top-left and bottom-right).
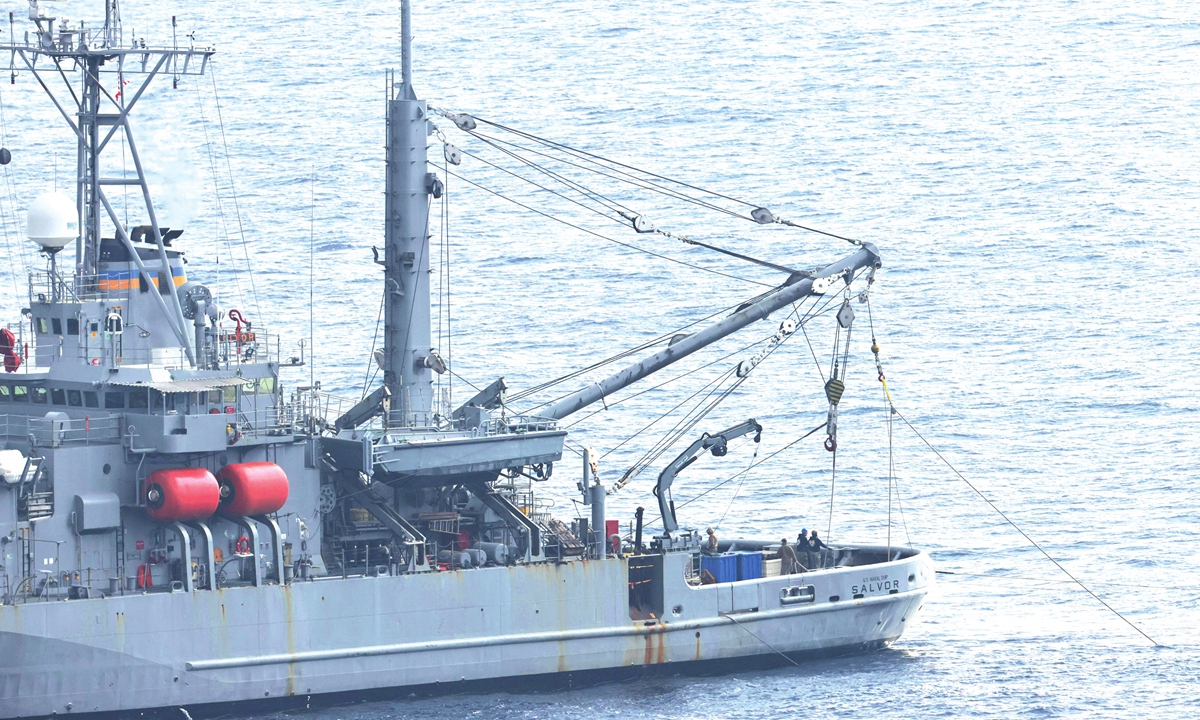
[{"x1": 0, "y1": 1, "x2": 933, "y2": 716}]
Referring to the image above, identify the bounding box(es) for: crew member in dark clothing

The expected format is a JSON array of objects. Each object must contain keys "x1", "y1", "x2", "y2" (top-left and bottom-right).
[
  {"x1": 778, "y1": 538, "x2": 799, "y2": 575},
  {"x1": 809, "y1": 530, "x2": 830, "y2": 567},
  {"x1": 796, "y1": 529, "x2": 813, "y2": 569}
]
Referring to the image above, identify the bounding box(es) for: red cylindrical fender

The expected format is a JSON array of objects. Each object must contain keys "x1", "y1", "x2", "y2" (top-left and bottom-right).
[
  {"x1": 217, "y1": 462, "x2": 289, "y2": 517},
  {"x1": 142, "y1": 468, "x2": 220, "y2": 522}
]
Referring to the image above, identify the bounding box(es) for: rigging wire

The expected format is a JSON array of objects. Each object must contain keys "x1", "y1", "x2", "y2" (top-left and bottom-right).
[
  {"x1": 608, "y1": 296, "x2": 821, "y2": 496},
  {"x1": 463, "y1": 129, "x2": 753, "y2": 223},
  {"x1": 0, "y1": 82, "x2": 30, "y2": 300},
  {"x1": 442, "y1": 151, "x2": 453, "y2": 407},
  {"x1": 559, "y1": 334, "x2": 772, "y2": 431},
  {"x1": 459, "y1": 140, "x2": 632, "y2": 224},
  {"x1": 456, "y1": 129, "x2": 819, "y2": 274},
  {"x1": 445, "y1": 168, "x2": 769, "y2": 288},
  {"x1": 467, "y1": 117, "x2": 759, "y2": 218},
  {"x1": 443, "y1": 112, "x2": 865, "y2": 246},
  {"x1": 209, "y1": 67, "x2": 262, "y2": 320},
  {"x1": 314, "y1": 166, "x2": 319, "y2": 391},
  {"x1": 360, "y1": 288, "x2": 386, "y2": 400},
  {"x1": 193, "y1": 77, "x2": 248, "y2": 317}
]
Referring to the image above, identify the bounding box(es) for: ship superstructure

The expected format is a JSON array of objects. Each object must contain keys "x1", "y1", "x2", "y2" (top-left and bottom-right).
[{"x1": 0, "y1": 2, "x2": 933, "y2": 717}]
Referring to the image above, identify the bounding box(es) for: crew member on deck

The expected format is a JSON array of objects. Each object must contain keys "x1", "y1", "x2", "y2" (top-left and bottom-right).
[
  {"x1": 796, "y1": 529, "x2": 813, "y2": 568},
  {"x1": 704, "y1": 527, "x2": 719, "y2": 555},
  {"x1": 778, "y1": 537, "x2": 799, "y2": 575},
  {"x1": 809, "y1": 530, "x2": 830, "y2": 567}
]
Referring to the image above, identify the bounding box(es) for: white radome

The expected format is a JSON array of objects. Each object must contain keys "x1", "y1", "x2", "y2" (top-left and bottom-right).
[{"x1": 26, "y1": 191, "x2": 77, "y2": 249}]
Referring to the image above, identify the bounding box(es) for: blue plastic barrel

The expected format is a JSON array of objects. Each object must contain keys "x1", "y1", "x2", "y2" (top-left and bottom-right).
[
  {"x1": 700, "y1": 553, "x2": 738, "y2": 583},
  {"x1": 736, "y1": 552, "x2": 762, "y2": 581}
]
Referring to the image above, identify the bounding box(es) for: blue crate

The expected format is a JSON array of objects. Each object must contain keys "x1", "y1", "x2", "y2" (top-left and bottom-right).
[
  {"x1": 700, "y1": 553, "x2": 738, "y2": 584},
  {"x1": 736, "y1": 552, "x2": 762, "y2": 581}
]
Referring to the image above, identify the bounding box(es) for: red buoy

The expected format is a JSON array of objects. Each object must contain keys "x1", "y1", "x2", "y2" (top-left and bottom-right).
[
  {"x1": 217, "y1": 462, "x2": 289, "y2": 517},
  {"x1": 143, "y1": 468, "x2": 220, "y2": 522}
]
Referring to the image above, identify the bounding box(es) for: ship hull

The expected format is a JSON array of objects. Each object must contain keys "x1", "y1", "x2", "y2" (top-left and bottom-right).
[{"x1": 0, "y1": 550, "x2": 933, "y2": 718}]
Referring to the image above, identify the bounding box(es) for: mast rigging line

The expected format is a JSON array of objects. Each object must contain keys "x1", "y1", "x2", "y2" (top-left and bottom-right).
[
  {"x1": 453, "y1": 131, "x2": 819, "y2": 276},
  {"x1": 463, "y1": 128, "x2": 749, "y2": 224},
  {"x1": 439, "y1": 111, "x2": 865, "y2": 247},
  {"x1": 443, "y1": 168, "x2": 769, "y2": 287},
  {"x1": 893, "y1": 406, "x2": 1159, "y2": 647},
  {"x1": 209, "y1": 67, "x2": 262, "y2": 321}
]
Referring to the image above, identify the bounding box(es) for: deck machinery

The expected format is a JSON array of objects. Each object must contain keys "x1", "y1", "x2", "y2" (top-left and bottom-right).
[{"x1": 0, "y1": 2, "x2": 933, "y2": 717}]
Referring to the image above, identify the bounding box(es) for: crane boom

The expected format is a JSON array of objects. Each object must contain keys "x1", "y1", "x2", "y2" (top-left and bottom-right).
[
  {"x1": 654, "y1": 419, "x2": 762, "y2": 536},
  {"x1": 542, "y1": 244, "x2": 880, "y2": 421}
]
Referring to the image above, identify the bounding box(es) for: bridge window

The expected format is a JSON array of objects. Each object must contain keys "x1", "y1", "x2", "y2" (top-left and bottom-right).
[
  {"x1": 0, "y1": 386, "x2": 9, "y2": 402},
  {"x1": 31, "y1": 387, "x2": 48, "y2": 404},
  {"x1": 67, "y1": 390, "x2": 82, "y2": 407},
  {"x1": 66, "y1": 318, "x2": 79, "y2": 335},
  {"x1": 12, "y1": 385, "x2": 28, "y2": 402},
  {"x1": 128, "y1": 391, "x2": 148, "y2": 409},
  {"x1": 104, "y1": 392, "x2": 125, "y2": 409},
  {"x1": 51, "y1": 318, "x2": 62, "y2": 335},
  {"x1": 50, "y1": 388, "x2": 66, "y2": 405},
  {"x1": 35, "y1": 318, "x2": 48, "y2": 334},
  {"x1": 83, "y1": 392, "x2": 99, "y2": 408}
]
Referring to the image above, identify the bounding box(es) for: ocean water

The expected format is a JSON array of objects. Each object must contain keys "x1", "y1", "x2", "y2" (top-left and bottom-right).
[{"x1": 1, "y1": 0, "x2": 1198, "y2": 717}]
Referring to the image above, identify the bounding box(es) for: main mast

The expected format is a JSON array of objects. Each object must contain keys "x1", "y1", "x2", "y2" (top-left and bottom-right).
[{"x1": 383, "y1": 0, "x2": 437, "y2": 425}]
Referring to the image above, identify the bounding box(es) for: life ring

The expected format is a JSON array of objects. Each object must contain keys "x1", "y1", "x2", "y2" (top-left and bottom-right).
[
  {"x1": 235, "y1": 535, "x2": 251, "y2": 555},
  {"x1": 136, "y1": 564, "x2": 152, "y2": 589}
]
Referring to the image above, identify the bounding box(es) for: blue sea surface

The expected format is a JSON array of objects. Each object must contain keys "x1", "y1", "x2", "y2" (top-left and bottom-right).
[{"x1": 0, "y1": 0, "x2": 1197, "y2": 717}]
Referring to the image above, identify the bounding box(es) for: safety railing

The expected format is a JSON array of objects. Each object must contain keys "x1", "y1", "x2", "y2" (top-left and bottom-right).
[
  {"x1": 28, "y1": 270, "x2": 121, "y2": 305},
  {"x1": 0, "y1": 412, "x2": 123, "y2": 446}
]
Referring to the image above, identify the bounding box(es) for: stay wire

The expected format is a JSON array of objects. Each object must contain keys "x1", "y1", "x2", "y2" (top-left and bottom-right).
[
  {"x1": 463, "y1": 117, "x2": 865, "y2": 245},
  {"x1": 193, "y1": 79, "x2": 248, "y2": 315},
  {"x1": 466, "y1": 129, "x2": 752, "y2": 224},
  {"x1": 460, "y1": 137, "x2": 632, "y2": 221},
  {"x1": 892, "y1": 406, "x2": 1160, "y2": 647},
  {"x1": 467, "y1": 118, "x2": 757, "y2": 213},
  {"x1": 445, "y1": 168, "x2": 768, "y2": 287},
  {"x1": 209, "y1": 67, "x2": 262, "y2": 320}
]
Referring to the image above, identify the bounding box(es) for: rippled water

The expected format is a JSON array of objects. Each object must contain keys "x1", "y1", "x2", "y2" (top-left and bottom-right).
[{"x1": 1, "y1": 0, "x2": 1198, "y2": 717}]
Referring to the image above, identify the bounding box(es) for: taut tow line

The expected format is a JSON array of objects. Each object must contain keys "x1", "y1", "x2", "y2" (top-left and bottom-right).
[{"x1": 876, "y1": 351, "x2": 1160, "y2": 646}]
